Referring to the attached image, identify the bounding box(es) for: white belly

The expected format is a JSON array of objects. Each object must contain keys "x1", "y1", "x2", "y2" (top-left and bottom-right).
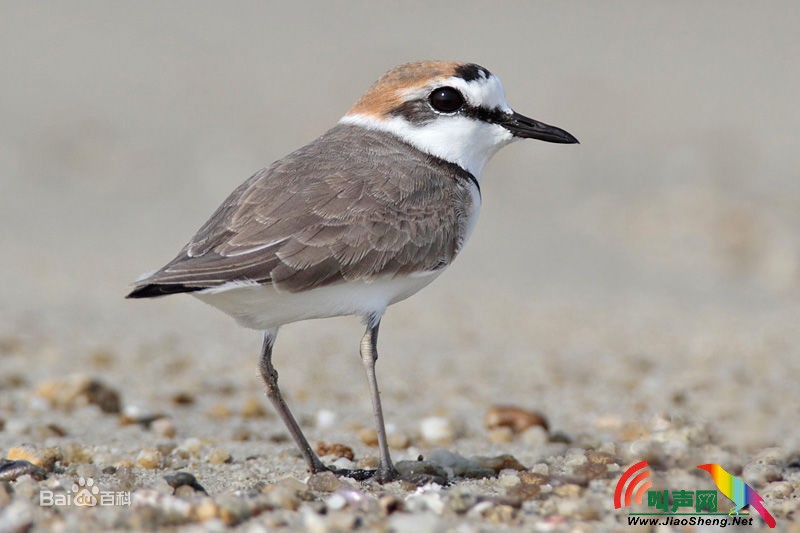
[{"x1": 193, "y1": 272, "x2": 442, "y2": 330}]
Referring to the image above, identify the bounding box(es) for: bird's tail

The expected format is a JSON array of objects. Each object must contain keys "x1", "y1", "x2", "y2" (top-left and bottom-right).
[{"x1": 750, "y1": 499, "x2": 777, "y2": 528}]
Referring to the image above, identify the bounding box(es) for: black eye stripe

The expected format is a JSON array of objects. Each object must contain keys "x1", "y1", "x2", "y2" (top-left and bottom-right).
[{"x1": 460, "y1": 106, "x2": 510, "y2": 125}]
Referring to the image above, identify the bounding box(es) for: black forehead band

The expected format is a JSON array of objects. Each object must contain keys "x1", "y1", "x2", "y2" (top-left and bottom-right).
[{"x1": 454, "y1": 64, "x2": 492, "y2": 82}]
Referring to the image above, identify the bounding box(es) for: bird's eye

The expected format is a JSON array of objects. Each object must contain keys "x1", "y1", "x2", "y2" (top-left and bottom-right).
[{"x1": 429, "y1": 87, "x2": 465, "y2": 113}]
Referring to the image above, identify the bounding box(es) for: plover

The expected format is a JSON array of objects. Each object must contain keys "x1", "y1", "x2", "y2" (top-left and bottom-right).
[{"x1": 128, "y1": 61, "x2": 577, "y2": 482}]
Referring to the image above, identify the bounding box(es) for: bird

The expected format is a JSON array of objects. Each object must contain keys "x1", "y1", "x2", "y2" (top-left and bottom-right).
[
  {"x1": 127, "y1": 60, "x2": 578, "y2": 482},
  {"x1": 697, "y1": 463, "x2": 776, "y2": 528}
]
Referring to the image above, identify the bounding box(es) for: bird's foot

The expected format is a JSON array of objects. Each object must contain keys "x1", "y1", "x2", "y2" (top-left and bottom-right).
[{"x1": 326, "y1": 460, "x2": 448, "y2": 486}]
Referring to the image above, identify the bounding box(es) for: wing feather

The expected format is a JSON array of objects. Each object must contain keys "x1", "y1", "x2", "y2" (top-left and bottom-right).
[{"x1": 131, "y1": 125, "x2": 476, "y2": 294}]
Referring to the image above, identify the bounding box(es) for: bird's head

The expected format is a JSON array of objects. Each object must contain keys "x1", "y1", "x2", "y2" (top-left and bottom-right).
[
  {"x1": 340, "y1": 61, "x2": 578, "y2": 178},
  {"x1": 697, "y1": 464, "x2": 714, "y2": 474}
]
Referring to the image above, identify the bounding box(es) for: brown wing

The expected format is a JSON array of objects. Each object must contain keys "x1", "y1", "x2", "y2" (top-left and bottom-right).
[{"x1": 129, "y1": 124, "x2": 476, "y2": 296}]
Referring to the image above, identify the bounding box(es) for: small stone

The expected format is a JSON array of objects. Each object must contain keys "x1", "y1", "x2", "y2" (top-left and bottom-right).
[
  {"x1": 264, "y1": 479, "x2": 304, "y2": 510},
  {"x1": 586, "y1": 450, "x2": 616, "y2": 465},
  {"x1": 315, "y1": 442, "x2": 355, "y2": 461},
  {"x1": 358, "y1": 428, "x2": 378, "y2": 447},
  {"x1": 447, "y1": 489, "x2": 481, "y2": 514},
  {"x1": 151, "y1": 417, "x2": 176, "y2": 438},
  {"x1": 118, "y1": 406, "x2": 166, "y2": 428},
  {"x1": 76, "y1": 464, "x2": 99, "y2": 481},
  {"x1": 404, "y1": 486, "x2": 446, "y2": 514},
  {"x1": 207, "y1": 404, "x2": 231, "y2": 419},
  {"x1": 480, "y1": 504, "x2": 518, "y2": 524},
  {"x1": 7, "y1": 444, "x2": 61, "y2": 471},
  {"x1": 420, "y1": 417, "x2": 454, "y2": 444},
  {"x1": 35, "y1": 375, "x2": 122, "y2": 413},
  {"x1": 520, "y1": 426, "x2": 549, "y2": 447},
  {"x1": 178, "y1": 437, "x2": 204, "y2": 457},
  {"x1": 171, "y1": 392, "x2": 195, "y2": 405},
  {"x1": 241, "y1": 397, "x2": 268, "y2": 419},
  {"x1": 330, "y1": 457, "x2": 356, "y2": 470},
  {"x1": 564, "y1": 448, "x2": 588, "y2": 468},
  {"x1": 0, "y1": 500, "x2": 34, "y2": 532},
  {"x1": 508, "y1": 472, "x2": 548, "y2": 500},
  {"x1": 164, "y1": 471, "x2": 208, "y2": 495},
  {"x1": 357, "y1": 455, "x2": 380, "y2": 469},
  {"x1": 206, "y1": 447, "x2": 232, "y2": 465},
  {"x1": 488, "y1": 427, "x2": 514, "y2": 444},
  {"x1": 395, "y1": 460, "x2": 448, "y2": 486},
  {"x1": 485, "y1": 405, "x2": 549, "y2": 433},
  {"x1": 136, "y1": 448, "x2": 162, "y2": 469},
  {"x1": 61, "y1": 443, "x2": 93, "y2": 465},
  {"x1": 378, "y1": 494, "x2": 402, "y2": 514},
  {"x1": 473, "y1": 454, "x2": 527, "y2": 473},
  {"x1": 554, "y1": 483, "x2": 582, "y2": 497},
  {"x1": 388, "y1": 431, "x2": 410, "y2": 450},
  {"x1": 761, "y1": 481, "x2": 792, "y2": 499},
  {"x1": 307, "y1": 471, "x2": 342, "y2": 493},
  {"x1": 316, "y1": 409, "x2": 337, "y2": 429},
  {"x1": 498, "y1": 473, "x2": 521, "y2": 488},
  {"x1": 387, "y1": 513, "x2": 441, "y2": 533},
  {"x1": 192, "y1": 497, "x2": 219, "y2": 521}
]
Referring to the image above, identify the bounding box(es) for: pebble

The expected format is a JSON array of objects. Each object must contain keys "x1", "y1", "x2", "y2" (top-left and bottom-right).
[
  {"x1": 307, "y1": 471, "x2": 342, "y2": 493},
  {"x1": 178, "y1": 437, "x2": 205, "y2": 457},
  {"x1": 473, "y1": 454, "x2": 527, "y2": 473},
  {"x1": 387, "y1": 513, "x2": 441, "y2": 533},
  {"x1": 136, "y1": 448, "x2": 163, "y2": 469},
  {"x1": 357, "y1": 428, "x2": 379, "y2": 447},
  {"x1": 395, "y1": 460, "x2": 449, "y2": 486},
  {"x1": 151, "y1": 417, "x2": 177, "y2": 438},
  {"x1": 7, "y1": 444, "x2": 61, "y2": 470},
  {"x1": 378, "y1": 494, "x2": 402, "y2": 514},
  {"x1": 520, "y1": 426, "x2": 549, "y2": 447},
  {"x1": 388, "y1": 430, "x2": 411, "y2": 449},
  {"x1": 564, "y1": 448, "x2": 588, "y2": 467},
  {"x1": 315, "y1": 442, "x2": 354, "y2": 461},
  {"x1": 206, "y1": 448, "x2": 232, "y2": 465},
  {"x1": 61, "y1": 443, "x2": 93, "y2": 465},
  {"x1": 164, "y1": 471, "x2": 208, "y2": 495},
  {"x1": 485, "y1": 405, "x2": 549, "y2": 434},
  {"x1": 0, "y1": 500, "x2": 34, "y2": 533},
  {"x1": 404, "y1": 486, "x2": 446, "y2": 514},
  {"x1": 35, "y1": 375, "x2": 122, "y2": 414},
  {"x1": 488, "y1": 427, "x2": 514, "y2": 444},
  {"x1": 241, "y1": 397, "x2": 268, "y2": 419},
  {"x1": 420, "y1": 416, "x2": 455, "y2": 444},
  {"x1": 426, "y1": 449, "x2": 485, "y2": 478},
  {"x1": 315, "y1": 409, "x2": 337, "y2": 429},
  {"x1": 742, "y1": 462, "x2": 782, "y2": 486},
  {"x1": 171, "y1": 392, "x2": 195, "y2": 405}
]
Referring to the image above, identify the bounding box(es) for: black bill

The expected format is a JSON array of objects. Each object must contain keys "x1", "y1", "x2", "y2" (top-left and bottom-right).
[{"x1": 500, "y1": 111, "x2": 579, "y2": 144}]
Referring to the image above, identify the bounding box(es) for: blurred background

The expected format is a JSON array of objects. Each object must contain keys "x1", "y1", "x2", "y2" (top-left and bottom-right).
[{"x1": 1, "y1": 2, "x2": 798, "y2": 452}]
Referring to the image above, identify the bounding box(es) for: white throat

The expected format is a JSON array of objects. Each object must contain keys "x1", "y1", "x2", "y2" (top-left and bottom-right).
[
  {"x1": 340, "y1": 74, "x2": 516, "y2": 178},
  {"x1": 340, "y1": 113, "x2": 513, "y2": 178}
]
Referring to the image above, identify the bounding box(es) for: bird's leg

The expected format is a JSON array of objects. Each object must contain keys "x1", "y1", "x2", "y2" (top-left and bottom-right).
[
  {"x1": 360, "y1": 316, "x2": 399, "y2": 482},
  {"x1": 258, "y1": 330, "x2": 327, "y2": 474}
]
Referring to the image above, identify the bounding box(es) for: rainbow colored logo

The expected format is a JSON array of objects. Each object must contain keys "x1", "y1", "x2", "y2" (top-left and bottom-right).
[
  {"x1": 697, "y1": 464, "x2": 776, "y2": 528},
  {"x1": 613, "y1": 460, "x2": 776, "y2": 528}
]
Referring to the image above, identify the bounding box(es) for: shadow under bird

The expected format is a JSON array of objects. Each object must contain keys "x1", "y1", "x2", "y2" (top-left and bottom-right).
[{"x1": 128, "y1": 61, "x2": 578, "y2": 482}]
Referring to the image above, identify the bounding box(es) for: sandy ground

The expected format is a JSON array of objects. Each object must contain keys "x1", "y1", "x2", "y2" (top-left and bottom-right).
[{"x1": 1, "y1": 2, "x2": 799, "y2": 531}]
